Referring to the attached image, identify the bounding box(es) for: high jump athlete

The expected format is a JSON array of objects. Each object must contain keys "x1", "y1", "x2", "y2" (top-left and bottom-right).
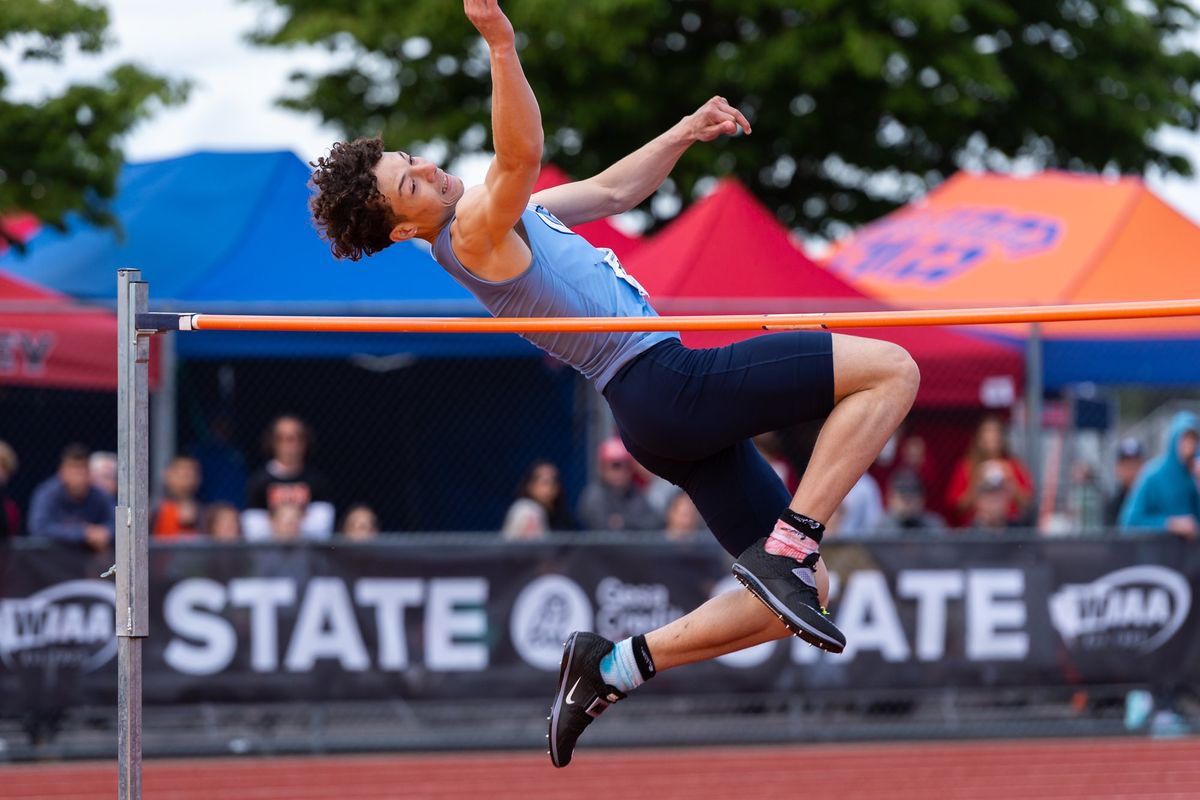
[{"x1": 308, "y1": 0, "x2": 919, "y2": 768}]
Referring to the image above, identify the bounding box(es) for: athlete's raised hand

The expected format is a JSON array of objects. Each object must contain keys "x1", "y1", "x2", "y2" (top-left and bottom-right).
[
  {"x1": 465, "y1": 0, "x2": 515, "y2": 48},
  {"x1": 685, "y1": 96, "x2": 752, "y2": 142}
]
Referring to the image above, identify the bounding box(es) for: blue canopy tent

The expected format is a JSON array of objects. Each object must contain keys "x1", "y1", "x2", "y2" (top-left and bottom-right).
[
  {"x1": 0, "y1": 152, "x2": 582, "y2": 531},
  {"x1": 0, "y1": 150, "x2": 535, "y2": 359}
]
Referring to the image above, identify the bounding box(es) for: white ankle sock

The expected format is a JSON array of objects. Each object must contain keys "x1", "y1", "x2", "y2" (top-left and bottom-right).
[{"x1": 598, "y1": 638, "x2": 645, "y2": 693}]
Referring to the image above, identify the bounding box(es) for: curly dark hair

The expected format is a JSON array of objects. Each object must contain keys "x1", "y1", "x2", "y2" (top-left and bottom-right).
[{"x1": 309, "y1": 137, "x2": 400, "y2": 261}]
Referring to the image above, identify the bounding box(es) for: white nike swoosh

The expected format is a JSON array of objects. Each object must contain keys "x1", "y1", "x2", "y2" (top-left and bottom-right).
[{"x1": 565, "y1": 677, "x2": 583, "y2": 705}]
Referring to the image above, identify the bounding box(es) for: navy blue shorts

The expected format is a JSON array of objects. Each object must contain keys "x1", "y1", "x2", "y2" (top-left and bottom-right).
[{"x1": 603, "y1": 332, "x2": 835, "y2": 556}]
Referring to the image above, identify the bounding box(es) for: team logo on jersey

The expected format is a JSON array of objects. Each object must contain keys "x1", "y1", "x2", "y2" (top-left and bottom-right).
[{"x1": 532, "y1": 204, "x2": 575, "y2": 235}]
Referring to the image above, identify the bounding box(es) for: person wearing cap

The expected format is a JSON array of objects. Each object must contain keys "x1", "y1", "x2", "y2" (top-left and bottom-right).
[
  {"x1": 1119, "y1": 412, "x2": 1200, "y2": 537},
  {"x1": 577, "y1": 438, "x2": 664, "y2": 532},
  {"x1": 968, "y1": 462, "x2": 1021, "y2": 534},
  {"x1": 1105, "y1": 436, "x2": 1145, "y2": 527},
  {"x1": 880, "y1": 469, "x2": 946, "y2": 534}
]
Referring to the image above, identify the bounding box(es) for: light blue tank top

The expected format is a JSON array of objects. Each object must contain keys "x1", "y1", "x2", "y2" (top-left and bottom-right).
[{"x1": 430, "y1": 204, "x2": 678, "y2": 391}]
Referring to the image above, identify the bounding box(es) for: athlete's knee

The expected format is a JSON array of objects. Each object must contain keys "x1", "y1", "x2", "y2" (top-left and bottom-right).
[
  {"x1": 832, "y1": 334, "x2": 920, "y2": 401},
  {"x1": 880, "y1": 341, "x2": 920, "y2": 404}
]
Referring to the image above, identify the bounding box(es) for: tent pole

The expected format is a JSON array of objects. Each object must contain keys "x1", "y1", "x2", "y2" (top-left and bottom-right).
[
  {"x1": 1025, "y1": 323, "x2": 1044, "y2": 524},
  {"x1": 116, "y1": 270, "x2": 150, "y2": 800},
  {"x1": 150, "y1": 331, "x2": 177, "y2": 499}
]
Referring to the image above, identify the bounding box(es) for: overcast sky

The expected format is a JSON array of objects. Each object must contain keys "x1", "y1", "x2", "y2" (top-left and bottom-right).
[{"x1": 5, "y1": 0, "x2": 1200, "y2": 225}]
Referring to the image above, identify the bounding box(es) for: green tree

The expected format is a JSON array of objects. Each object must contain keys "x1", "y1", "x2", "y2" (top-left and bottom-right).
[
  {"x1": 0, "y1": 0, "x2": 187, "y2": 247},
  {"x1": 255, "y1": 0, "x2": 1200, "y2": 235}
]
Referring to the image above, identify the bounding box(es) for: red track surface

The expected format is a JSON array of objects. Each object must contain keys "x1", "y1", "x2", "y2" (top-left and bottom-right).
[{"x1": 5, "y1": 739, "x2": 1199, "y2": 800}]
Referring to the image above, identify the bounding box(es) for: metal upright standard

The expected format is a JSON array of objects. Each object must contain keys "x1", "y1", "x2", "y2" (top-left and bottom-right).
[{"x1": 116, "y1": 269, "x2": 150, "y2": 800}]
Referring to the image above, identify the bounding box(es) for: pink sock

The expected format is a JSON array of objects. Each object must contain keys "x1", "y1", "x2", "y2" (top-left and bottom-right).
[{"x1": 764, "y1": 519, "x2": 820, "y2": 562}]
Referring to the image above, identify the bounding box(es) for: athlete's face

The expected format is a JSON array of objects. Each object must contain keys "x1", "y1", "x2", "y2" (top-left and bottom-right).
[{"x1": 374, "y1": 150, "x2": 465, "y2": 241}]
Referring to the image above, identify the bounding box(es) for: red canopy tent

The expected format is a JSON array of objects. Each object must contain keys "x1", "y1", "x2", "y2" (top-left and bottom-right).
[
  {"x1": 625, "y1": 179, "x2": 1024, "y2": 408},
  {"x1": 533, "y1": 164, "x2": 643, "y2": 261},
  {"x1": 0, "y1": 268, "x2": 128, "y2": 391}
]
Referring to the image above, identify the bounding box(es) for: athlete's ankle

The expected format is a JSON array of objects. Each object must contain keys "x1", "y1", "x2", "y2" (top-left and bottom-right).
[
  {"x1": 764, "y1": 509, "x2": 824, "y2": 562},
  {"x1": 598, "y1": 634, "x2": 656, "y2": 693}
]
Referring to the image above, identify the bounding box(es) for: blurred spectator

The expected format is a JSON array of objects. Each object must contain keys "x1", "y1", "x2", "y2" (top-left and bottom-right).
[
  {"x1": 872, "y1": 431, "x2": 938, "y2": 506},
  {"x1": 89, "y1": 451, "x2": 117, "y2": 501},
  {"x1": 502, "y1": 460, "x2": 573, "y2": 540},
  {"x1": 243, "y1": 415, "x2": 335, "y2": 542},
  {"x1": 28, "y1": 444, "x2": 114, "y2": 551},
  {"x1": 1065, "y1": 459, "x2": 1105, "y2": 534},
  {"x1": 191, "y1": 414, "x2": 247, "y2": 507},
  {"x1": 631, "y1": 459, "x2": 677, "y2": 515},
  {"x1": 268, "y1": 502, "x2": 305, "y2": 542},
  {"x1": 152, "y1": 456, "x2": 203, "y2": 538},
  {"x1": 834, "y1": 472, "x2": 885, "y2": 538},
  {"x1": 664, "y1": 491, "x2": 704, "y2": 542},
  {"x1": 897, "y1": 434, "x2": 936, "y2": 487},
  {"x1": 0, "y1": 440, "x2": 20, "y2": 540},
  {"x1": 753, "y1": 432, "x2": 799, "y2": 494},
  {"x1": 880, "y1": 470, "x2": 946, "y2": 534},
  {"x1": 967, "y1": 465, "x2": 1020, "y2": 534},
  {"x1": 1119, "y1": 411, "x2": 1200, "y2": 538},
  {"x1": 946, "y1": 415, "x2": 1033, "y2": 527},
  {"x1": 202, "y1": 502, "x2": 241, "y2": 541},
  {"x1": 341, "y1": 504, "x2": 381, "y2": 540},
  {"x1": 1118, "y1": 413, "x2": 1199, "y2": 737},
  {"x1": 1105, "y1": 437, "x2": 1145, "y2": 526},
  {"x1": 577, "y1": 438, "x2": 663, "y2": 532}
]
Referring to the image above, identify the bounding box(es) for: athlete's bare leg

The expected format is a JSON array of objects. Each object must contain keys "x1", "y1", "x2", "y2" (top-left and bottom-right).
[
  {"x1": 789, "y1": 334, "x2": 920, "y2": 523},
  {"x1": 646, "y1": 566, "x2": 825, "y2": 669}
]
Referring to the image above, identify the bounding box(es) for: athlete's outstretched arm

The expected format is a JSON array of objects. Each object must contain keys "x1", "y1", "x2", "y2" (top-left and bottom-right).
[
  {"x1": 533, "y1": 96, "x2": 750, "y2": 228},
  {"x1": 456, "y1": 0, "x2": 543, "y2": 249}
]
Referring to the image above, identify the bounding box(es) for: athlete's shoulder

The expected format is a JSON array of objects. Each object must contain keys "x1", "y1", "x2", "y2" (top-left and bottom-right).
[{"x1": 447, "y1": 185, "x2": 497, "y2": 251}]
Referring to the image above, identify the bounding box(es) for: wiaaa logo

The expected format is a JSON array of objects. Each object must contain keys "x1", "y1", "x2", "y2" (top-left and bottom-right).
[
  {"x1": 0, "y1": 580, "x2": 117, "y2": 672},
  {"x1": 1049, "y1": 566, "x2": 1191, "y2": 653}
]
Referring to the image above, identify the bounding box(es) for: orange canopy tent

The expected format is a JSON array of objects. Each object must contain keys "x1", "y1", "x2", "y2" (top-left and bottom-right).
[
  {"x1": 825, "y1": 171, "x2": 1200, "y2": 386},
  {"x1": 625, "y1": 179, "x2": 1023, "y2": 408}
]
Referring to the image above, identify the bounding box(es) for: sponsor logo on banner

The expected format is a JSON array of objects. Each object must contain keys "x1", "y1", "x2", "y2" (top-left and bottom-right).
[
  {"x1": 0, "y1": 580, "x2": 116, "y2": 672},
  {"x1": 594, "y1": 577, "x2": 683, "y2": 642},
  {"x1": 1049, "y1": 565, "x2": 1191, "y2": 653},
  {"x1": 510, "y1": 575, "x2": 593, "y2": 671}
]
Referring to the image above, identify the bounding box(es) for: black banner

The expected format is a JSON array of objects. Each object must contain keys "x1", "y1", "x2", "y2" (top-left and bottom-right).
[{"x1": 1, "y1": 537, "x2": 1197, "y2": 713}]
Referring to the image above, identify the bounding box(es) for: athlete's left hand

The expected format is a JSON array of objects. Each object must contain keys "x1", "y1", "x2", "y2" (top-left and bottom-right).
[
  {"x1": 464, "y1": 0, "x2": 515, "y2": 48},
  {"x1": 685, "y1": 96, "x2": 752, "y2": 142}
]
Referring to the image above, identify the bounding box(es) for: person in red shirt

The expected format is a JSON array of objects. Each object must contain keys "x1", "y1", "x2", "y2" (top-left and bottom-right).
[
  {"x1": 945, "y1": 415, "x2": 1034, "y2": 527},
  {"x1": 152, "y1": 456, "x2": 203, "y2": 538}
]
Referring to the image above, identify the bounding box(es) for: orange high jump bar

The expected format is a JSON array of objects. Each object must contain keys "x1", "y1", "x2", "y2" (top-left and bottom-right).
[{"x1": 143, "y1": 298, "x2": 1200, "y2": 334}]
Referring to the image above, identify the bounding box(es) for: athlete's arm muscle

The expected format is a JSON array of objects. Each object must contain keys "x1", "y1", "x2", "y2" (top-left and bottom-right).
[
  {"x1": 533, "y1": 96, "x2": 751, "y2": 228},
  {"x1": 454, "y1": 0, "x2": 543, "y2": 257}
]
